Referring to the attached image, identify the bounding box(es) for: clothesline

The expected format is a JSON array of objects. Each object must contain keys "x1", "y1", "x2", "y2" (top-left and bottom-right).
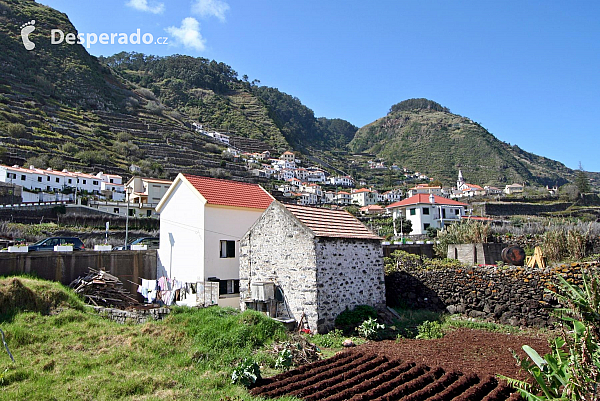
[{"x1": 137, "y1": 276, "x2": 194, "y2": 306}]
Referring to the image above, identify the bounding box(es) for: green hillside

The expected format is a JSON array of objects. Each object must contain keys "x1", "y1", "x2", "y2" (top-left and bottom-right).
[
  {"x1": 0, "y1": 1, "x2": 594, "y2": 189},
  {"x1": 349, "y1": 99, "x2": 575, "y2": 187}
]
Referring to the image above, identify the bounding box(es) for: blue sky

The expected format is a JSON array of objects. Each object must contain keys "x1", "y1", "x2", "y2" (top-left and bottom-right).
[{"x1": 39, "y1": 0, "x2": 600, "y2": 172}]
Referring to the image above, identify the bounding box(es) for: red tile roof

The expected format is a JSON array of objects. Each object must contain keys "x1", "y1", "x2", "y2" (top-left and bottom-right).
[
  {"x1": 284, "y1": 204, "x2": 382, "y2": 240},
  {"x1": 183, "y1": 174, "x2": 273, "y2": 210},
  {"x1": 387, "y1": 194, "x2": 468, "y2": 208}
]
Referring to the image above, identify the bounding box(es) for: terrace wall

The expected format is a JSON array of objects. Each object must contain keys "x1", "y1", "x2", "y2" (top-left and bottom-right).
[{"x1": 386, "y1": 262, "x2": 600, "y2": 327}]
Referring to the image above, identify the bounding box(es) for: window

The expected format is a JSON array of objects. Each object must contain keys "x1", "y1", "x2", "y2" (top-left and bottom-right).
[
  {"x1": 46, "y1": 176, "x2": 50, "y2": 181},
  {"x1": 68, "y1": 179, "x2": 72, "y2": 184},
  {"x1": 129, "y1": 209, "x2": 135, "y2": 217},
  {"x1": 113, "y1": 208, "x2": 120, "y2": 214},
  {"x1": 424, "y1": 223, "x2": 430, "y2": 230},
  {"x1": 455, "y1": 209, "x2": 459, "y2": 215},
  {"x1": 55, "y1": 178, "x2": 59, "y2": 183},
  {"x1": 20, "y1": 175, "x2": 25, "y2": 181},
  {"x1": 82, "y1": 179, "x2": 87, "y2": 184},
  {"x1": 220, "y1": 240, "x2": 236, "y2": 258},
  {"x1": 109, "y1": 179, "x2": 114, "y2": 183},
  {"x1": 37, "y1": 177, "x2": 42, "y2": 182},
  {"x1": 219, "y1": 279, "x2": 240, "y2": 295},
  {"x1": 422, "y1": 207, "x2": 430, "y2": 215},
  {"x1": 93, "y1": 180, "x2": 98, "y2": 185},
  {"x1": 409, "y1": 208, "x2": 416, "y2": 216},
  {"x1": 146, "y1": 210, "x2": 152, "y2": 217}
]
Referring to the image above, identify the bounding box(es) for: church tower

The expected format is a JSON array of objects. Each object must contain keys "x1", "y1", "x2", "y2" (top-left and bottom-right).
[{"x1": 457, "y1": 169, "x2": 465, "y2": 190}]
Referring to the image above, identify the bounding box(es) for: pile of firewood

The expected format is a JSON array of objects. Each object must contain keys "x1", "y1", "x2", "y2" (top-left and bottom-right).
[{"x1": 70, "y1": 268, "x2": 142, "y2": 309}]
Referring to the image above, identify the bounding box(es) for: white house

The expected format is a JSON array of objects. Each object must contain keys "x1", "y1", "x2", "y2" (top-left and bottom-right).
[
  {"x1": 126, "y1": 177, "x2": 172, "y2": 205},
  {"x1": 351, "y1": 188, "x2": 378, "y2": 206},
  {"x1": 407, "y1": 184, "x2": 443, "y2": 198},
  {"x1": 0, "y1": 164, "x2": 119, "y2": 195},
  {"x1": 504, "y1": 183, "x2": 525, "y2": 195},
  {"x1": 155, "y1": 174, "x2": 273, "y2": 308},
  {"x1": 330, "y1": 175, "x2": 355, "y2": 187},
  {"x1": 386, "y1": 194, "x2": 468, "y2": 235}
]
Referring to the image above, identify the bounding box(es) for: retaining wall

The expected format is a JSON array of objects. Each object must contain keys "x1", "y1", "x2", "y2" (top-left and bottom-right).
[
  {"x1": 91, "y1": 306, "x2": 170, "y2": 324},
  {"x1": 386, "y1": 262, "x2": 600, "y2": 327}
]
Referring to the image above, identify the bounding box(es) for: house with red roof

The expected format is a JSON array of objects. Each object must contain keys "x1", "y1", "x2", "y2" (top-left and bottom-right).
[
  {"x1": 155, "y1": 173, "x2": 273, "y2": 307},
  {"x1": 350, "y1": 188, "x2": 378, "y2": 206},
  {"x1": 386, "y1": 194, "x2": 468, "y2": 235},
  {"x1": 240, "y1": 202, "x2": 385, "y2": 333}
]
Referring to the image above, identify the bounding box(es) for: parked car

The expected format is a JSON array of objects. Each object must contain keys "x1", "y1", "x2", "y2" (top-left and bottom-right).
[
  {"x1": 28, "y1": 237, "x2": 85, "y2": 251},
  {"x1": 113, "y1": 237, "x2": 159, "y2": 250}
]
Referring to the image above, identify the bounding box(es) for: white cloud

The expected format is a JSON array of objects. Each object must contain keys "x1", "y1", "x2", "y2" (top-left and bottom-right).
[
  {"x1": 126, "y1": 0, "x2": 165, "y2": 14},
  {"x1": 191, "y1": 0, "x2": 230, "y2": 22},
  {"x1": 165, "y1": 17, "x2": 206, "y2": 52}
]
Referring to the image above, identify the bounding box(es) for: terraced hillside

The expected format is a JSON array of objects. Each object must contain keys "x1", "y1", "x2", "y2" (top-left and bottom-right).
[{"x1": 0, "y1": 91, "x2": 254, "y2": 180}]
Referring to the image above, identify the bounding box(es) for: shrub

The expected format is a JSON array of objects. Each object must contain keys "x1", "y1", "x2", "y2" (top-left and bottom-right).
[
  {"x1": 357, "y1": 317, "x2": 385, "y2": 340},
  {"x1": 60, "y1": 142, "x2": 78, "y2": 155},
  {"x1": 310, "y1": 329, "x2": 344, "y2": 348},
  {"x1": 384, "y1": 250, "x2": 421, "y2": 274},
  {"x1": 274, "y1": 349, "x2": 292, "y2": 371},
  {"x1": 6, "y1": 123, "x2": 28, "y2": 138},
  {"x1": 415, "y1": 320, "x2": 444, "y2": 339},
  {"x1": 116, "y1": 131, "x2": 131, "y2": 142},
  {"x1": 335, "y1": 305, "x2": 377, "y2": 328},
  {"x1": 231, "y1": 358, "x2": 261, "y2": 387},
  {"x1": 500, "y1": 273, "x2": 600, "y2": 400},
  {"x1": 434, "y1": 220, "x2": 491, "y2": 257}
]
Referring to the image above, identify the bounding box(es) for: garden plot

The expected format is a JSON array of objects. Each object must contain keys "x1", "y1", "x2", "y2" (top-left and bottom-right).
[{"x1": 252, "y1": 328, "x2": 550, "y2": 400}]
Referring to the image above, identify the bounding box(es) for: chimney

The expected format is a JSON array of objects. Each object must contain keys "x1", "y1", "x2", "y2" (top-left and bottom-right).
[{"x1": 429, "y1": 193, "x2": 435, "y2": 204}]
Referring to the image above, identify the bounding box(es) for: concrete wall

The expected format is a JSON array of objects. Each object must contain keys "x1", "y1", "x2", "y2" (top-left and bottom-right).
[
  {"x1": 157, "y1": 180, "x2": 205, "y2": 282},
  {"x1": 239, "y1": 203, "x2": 318, "y2": 328},
  {"x1": 315, "y1": 238, "x2": 386, "y2": 332},
  {"x1": 203, "y1": 204, "x2": 265, "y2": 282},
  {"x1": 447, "y1": 243, "x2": 504, "y2": 265},
  {"x1": 0, "y1": 250, "x2": 157, "y2": 296}
]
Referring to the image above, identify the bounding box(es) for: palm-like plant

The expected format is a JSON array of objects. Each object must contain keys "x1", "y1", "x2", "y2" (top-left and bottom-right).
[{"x1": 499, "y1": 273, "x2": 600, "y2": 401}]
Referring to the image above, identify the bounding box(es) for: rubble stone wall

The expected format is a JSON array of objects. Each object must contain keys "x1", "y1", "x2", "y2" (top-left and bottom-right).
[
  {"x1": 239, "y1": 203, "x2": 318, "y2": 329},
  {"x1": 386, "y1": 263, "x2": 600, "y2": 327},
  {"x1": 92, "y1": 306, "x2": 170, "y2": 324}
]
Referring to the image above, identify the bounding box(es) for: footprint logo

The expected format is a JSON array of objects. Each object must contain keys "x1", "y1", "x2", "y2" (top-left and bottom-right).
[{"x1": 20, "y1": 20, "x2": 35, "y2": 51}]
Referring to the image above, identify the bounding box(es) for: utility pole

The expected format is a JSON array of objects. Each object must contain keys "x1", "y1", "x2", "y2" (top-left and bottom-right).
[{"x1": 124, "y1": 187, "x2": 131, "y2": 248}]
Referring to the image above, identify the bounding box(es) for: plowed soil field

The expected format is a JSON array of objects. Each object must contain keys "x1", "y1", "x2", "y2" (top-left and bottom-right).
[{"x1": 251, "y1": 328, "x2": 550, "y2": 400}]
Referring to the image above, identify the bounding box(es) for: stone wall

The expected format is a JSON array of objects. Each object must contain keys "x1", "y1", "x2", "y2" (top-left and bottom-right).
[
  {"x1": 239, "y1": 203, "x2": 318, "y2": 329},
  {"x1": 240, "y1": 203, "x2": 386, "y2": 333},
  {"x1": 91, "y1": 306, "x2": 170, "y2": 324},
  {"x1": 386, "y1": 263, "x2": 599, "y2": 327},
  {"x1": 315, "y1": 238, "x2": 386, "y2": 333},
  {"x1": 482, "y1": 202, "x2": 571, "y2": 216}
]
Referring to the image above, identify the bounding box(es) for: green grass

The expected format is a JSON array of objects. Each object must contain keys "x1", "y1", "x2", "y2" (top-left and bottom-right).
[
  {"x1": 392, "y1": 307, "x2": 523, "y2": 339},
  {"x1": 0, "y1": 277, "x2": 299, "y2": 400}
]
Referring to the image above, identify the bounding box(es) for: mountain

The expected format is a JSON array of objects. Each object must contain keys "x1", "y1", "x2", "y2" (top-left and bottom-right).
[
  {"x1": 349, "y1": 99, "x2": 576, "y2": 187},
  {"x1": 0, "y1": 0, "x2": 355, "y2": 182},
  {"x1": 0, "y1": 1, "x2": 595, "y2": 191}
]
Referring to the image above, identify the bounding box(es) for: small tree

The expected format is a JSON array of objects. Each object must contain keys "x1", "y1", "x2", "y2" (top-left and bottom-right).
[
  {"x1": 575, "y1": 163, "x2": 591, "y2": 195},
  {"x1": 394, "y1": 216, "x2": 412, "y2": 236}
]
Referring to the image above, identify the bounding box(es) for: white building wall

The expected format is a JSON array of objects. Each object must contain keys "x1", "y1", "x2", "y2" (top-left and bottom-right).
[
  {"x1": 203, "y1": 205, "x2": 264, "y2": 282},
  {"x1": 157, "y1": 181, "x2": 206, "y2": 282}
]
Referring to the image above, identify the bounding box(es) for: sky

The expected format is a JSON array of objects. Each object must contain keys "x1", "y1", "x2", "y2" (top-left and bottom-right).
[{"x1": 38, "y1": 0, "x2": 600, "y2": 172}]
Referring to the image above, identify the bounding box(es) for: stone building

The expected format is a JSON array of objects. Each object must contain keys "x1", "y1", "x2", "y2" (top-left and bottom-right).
[{"x1": 239, "y1": 202, "x2": 385, "y2": 333}]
